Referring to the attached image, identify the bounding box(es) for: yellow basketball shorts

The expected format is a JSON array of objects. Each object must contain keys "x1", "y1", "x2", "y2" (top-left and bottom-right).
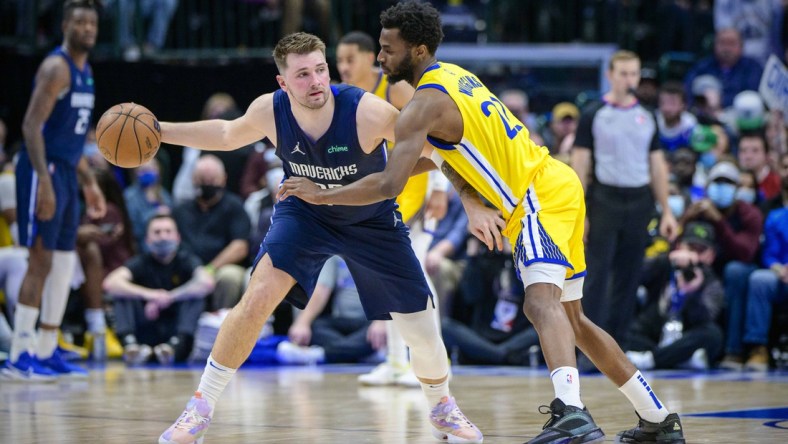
[{"x1": 510, "y1": 158, "x2": 586, "y2": 281}]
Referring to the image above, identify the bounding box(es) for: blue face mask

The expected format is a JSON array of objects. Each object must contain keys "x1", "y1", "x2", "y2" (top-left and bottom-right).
[
  {"x1": 699, "y1": 152, "x2": 716, "y2": 170},
  {"x1": 707, "y1": 182, "x2": 736, "y2": 208},
  {"x1": 147, "y1": 239, "x2": 178, "y2": 258},
  {"x1": 137, "y1": 171, "x2": 159, "y2": 188},
  {"x1": 735, "y1": 188, "x2": 757, "y2": 204},
  {"x1": 667, "y1": 195, "x2": 685, "y2": 218}
]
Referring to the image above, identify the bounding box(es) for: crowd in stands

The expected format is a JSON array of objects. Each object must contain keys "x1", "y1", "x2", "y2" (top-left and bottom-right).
[{"x1": 0, "y1": 2, "x2": 786, "y2": 373}]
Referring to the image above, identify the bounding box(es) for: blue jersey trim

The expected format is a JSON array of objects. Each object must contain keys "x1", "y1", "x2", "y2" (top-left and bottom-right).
[
  {"x1": 567, "y1": 271, "x2": 586, "y2": 280},
  {"x1": 427, "y1": 136, "x2": 456, "y2": 151},
  {"x1": 423, "y1": 63, "x2": 441, "y2": 74},
  {"x1": 416, "y1": 83, "x2": 449, "y2": 94},
  {"x1": 459, "y1": 142, "x2": 517, "y2": 209}
]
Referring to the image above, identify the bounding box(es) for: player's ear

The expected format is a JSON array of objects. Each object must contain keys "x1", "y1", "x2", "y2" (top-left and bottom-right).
[
  {"x1": 415, "y1": 44, "x2": 429, "y2": 61},
  {"x1": 276, "y1": 75, "x2": 287, "y2": 91}
]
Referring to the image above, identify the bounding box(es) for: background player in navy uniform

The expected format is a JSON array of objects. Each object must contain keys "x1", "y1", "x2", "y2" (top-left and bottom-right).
[
  {"x1": 3, "y1": 0, "x2": 106, "y2": 381},
  {"x1": 157, "y1": 33, "x2": 482, "y2": 444}
]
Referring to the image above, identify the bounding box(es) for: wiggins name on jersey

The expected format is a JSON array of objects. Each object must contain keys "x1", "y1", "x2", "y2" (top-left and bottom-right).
[{"x1": 417, "y1": 62, "x2": 551, "y2": 239}]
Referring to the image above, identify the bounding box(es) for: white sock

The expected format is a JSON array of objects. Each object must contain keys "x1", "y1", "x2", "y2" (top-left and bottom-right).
[
  {"x1": 619, "y1": 371, "x2": 669, "y2": 423},
  {"x1": 551, "y1": 366, "x2": 583, "y2": 408},
  {"x1": 10, "y1": 304, "x2": 39, "y2": 361},
  {"x1": 85, "y1": 308, "x2": 107, "y2": 333},
  {"x1": 36, "y1": 328, "x2": 58, "y2": 359},
  {"x1": 197, "y1": 354, "x2": 237, "y2": 409},
  {"x1": 420, "y1": 378, "x2": 450, "y2": 407}
]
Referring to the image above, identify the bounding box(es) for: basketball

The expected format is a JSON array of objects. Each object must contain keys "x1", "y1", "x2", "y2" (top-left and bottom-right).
[{"x1": 96, "y1": 102, "x2": 161, "y2": 168}]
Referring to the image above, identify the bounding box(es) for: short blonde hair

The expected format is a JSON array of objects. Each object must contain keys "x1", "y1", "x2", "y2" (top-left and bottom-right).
[
  {"x1": 273, "y1": 32, "x2": 326, "y2": 73},
  {"x1": 608, "y1": 50, "x2": 640, "y2": 71}
]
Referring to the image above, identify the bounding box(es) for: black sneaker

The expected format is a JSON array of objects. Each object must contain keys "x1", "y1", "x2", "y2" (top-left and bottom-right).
[
  {"x1": 525, "y1": 398, "x2": 605, "y2": 444},
  {"x1": 616, "y1": 412, "x2": 686, "y2": 443}
]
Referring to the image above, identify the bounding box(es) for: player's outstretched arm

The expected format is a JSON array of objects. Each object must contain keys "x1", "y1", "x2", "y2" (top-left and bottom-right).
[
  {"x1": 278, "y1": 93, "x2": 432, "y2": 205},
  {"x1": 159, "y1": 93, "x2": 273, "y2": 151}
]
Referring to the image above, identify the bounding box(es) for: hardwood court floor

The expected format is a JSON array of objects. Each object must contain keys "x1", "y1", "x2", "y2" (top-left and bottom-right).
[{"x1": 1, "y1": 363, "x2": 787, "y2": 443}]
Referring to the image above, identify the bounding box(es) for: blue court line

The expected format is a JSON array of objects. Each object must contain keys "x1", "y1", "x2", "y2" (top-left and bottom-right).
[{"x1": 686, "y1": 407, "x2": 788, "y2": 420}]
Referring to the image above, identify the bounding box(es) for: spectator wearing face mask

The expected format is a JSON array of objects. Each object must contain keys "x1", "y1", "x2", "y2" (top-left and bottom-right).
[
  {"x1": 736, "y1": 169, "x2": 761, "y2": 208},
  {"x1": 124, "y1": 159, "x2": 173, "y2": 248},
  {"x1": 682, "y1": 161, "x2": 763, "y2": 272},
  {"x1": 173, "y1": 155, "x2": 251, "y2": 311},
  {"x1": 103, "y1": 214, "x2": 214, "y2": 365}
]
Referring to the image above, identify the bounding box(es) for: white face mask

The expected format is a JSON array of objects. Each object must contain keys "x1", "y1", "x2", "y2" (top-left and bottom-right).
[{"x1": 735, "y1": 187, "x2": 757, "y2": 204}]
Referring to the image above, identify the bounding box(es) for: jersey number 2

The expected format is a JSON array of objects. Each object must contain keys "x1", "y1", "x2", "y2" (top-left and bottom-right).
[
  {"x1": 481, "y1": 96, "x2": 523, "y2": 140},
  {"x1": 74, "y1": 108, "x2": 90, "y2": 135}
]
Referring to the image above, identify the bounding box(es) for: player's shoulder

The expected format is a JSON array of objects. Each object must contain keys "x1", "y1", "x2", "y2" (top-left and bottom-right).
[{"x1": 35, "y1": 53, "x2": 71, "y2": 87}]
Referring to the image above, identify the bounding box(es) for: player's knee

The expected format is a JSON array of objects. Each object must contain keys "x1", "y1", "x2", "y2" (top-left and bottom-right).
[
  {"x1": 27, "y1": 250, "x2": 53, "y2": 276},
  {"x1": 522, "y1": 283, "x2": 560, "y2": 324}
]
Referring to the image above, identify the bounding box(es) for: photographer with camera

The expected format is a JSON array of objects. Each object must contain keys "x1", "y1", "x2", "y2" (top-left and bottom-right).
[{"x1": 625, "y1": 222, "x2": 725, "y2": 370}]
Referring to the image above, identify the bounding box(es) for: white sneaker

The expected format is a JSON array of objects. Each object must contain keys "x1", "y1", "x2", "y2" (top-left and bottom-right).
[
  {"x1": 358, "y1": 362, "x2": 402, "y2": 386},
  {"x1": 678, "y1": 348, "x2": 708, "y2": 371},
  {"x1": 124, "y1": 343, "x2": 152, "y2": 366},
  {"x1": 276, "y1": 341, "x2": 325, "y2": 365},
  {"x1": 625, "y1": 350, "x2": 655, "y2": 370}
]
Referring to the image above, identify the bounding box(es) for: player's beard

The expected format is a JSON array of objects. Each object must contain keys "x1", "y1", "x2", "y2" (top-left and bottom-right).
[
  {"x1": 386, "y1": 51, "x2": 415, "y2": 85},
  {"x1": 293, "y1": 89, "x2": 328, "y2": 110}
]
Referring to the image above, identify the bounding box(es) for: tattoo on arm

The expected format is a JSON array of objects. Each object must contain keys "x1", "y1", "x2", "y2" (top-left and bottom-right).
[{"x1": 440, "y1": 162, "x2": 477, "y2": 199}]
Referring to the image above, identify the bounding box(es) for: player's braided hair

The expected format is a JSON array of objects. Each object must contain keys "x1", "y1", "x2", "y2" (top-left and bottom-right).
[{"x1": 380, "y1": 1, "x2": 444, "y2": 55}]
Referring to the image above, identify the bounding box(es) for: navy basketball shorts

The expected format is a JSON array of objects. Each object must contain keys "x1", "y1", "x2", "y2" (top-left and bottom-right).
[
  {"x1": 253, "y1": 201, "x2": 432, "y2": 320},
  {"x1": 16, "y1": 154, "x2": 79, "y2": 251}
]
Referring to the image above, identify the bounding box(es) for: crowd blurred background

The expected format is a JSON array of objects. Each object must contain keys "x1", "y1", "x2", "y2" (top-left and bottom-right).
[{"x1": 0, "y1": 0, "x2": 787, "y2": 371}]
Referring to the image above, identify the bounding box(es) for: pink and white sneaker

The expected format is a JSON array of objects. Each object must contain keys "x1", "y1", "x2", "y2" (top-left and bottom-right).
[
  {"x1": 429, "y1": 396, "x2": 484, "y2": 443},
  {"x1": 159, "y1": 392, "x2": 212, "y2": 444}
]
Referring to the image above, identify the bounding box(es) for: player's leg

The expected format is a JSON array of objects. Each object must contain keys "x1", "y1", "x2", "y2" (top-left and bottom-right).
[
  {"x1": 359, "y1": 219, "x2": 433, "y2": 387},
  {"x1": 564, "y1": 295, "x2": 686, "y2": 443},
  {"x1": 391, "y1": 303, "x2": 483, "y2": 444},
  {"x1": 35, "y1": 175, "x2": 86, "y2": 376},
  {"x1": 516, "y1": 161, "x2": 604, "y2": 443},
  {"x1": 159, "y1": 253, "x2": 295, "y2": 444}
]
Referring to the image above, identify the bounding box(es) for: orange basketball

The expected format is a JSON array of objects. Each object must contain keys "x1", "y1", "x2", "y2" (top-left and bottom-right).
[{"x1": 96, "y1": 102, "x2": 161, "y2": 168}]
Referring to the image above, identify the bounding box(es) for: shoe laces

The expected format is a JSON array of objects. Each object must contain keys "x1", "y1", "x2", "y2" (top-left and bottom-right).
[
  {"x1": 173, "y1": 406, "x2": 209, "y2": 431},
  {"x1": 537, "y1": 404, "x2": 561, "y2": 430},
  {"x1": 433, "y1": 401, "x2": 473, "y2": 429}
]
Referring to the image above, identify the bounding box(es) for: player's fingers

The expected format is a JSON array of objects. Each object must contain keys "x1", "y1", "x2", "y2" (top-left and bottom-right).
[
  {"x1": 493, "y1": 227, "x2": 503, "y2": 251},
  {"x1": 479, "y1": 226, "x2": 494, "y2": 251}
]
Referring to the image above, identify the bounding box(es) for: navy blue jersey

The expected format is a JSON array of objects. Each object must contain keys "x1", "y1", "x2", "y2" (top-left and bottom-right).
[
  {"x1": 274, "y1": 84, "x2": 397, "y2": 225},
  {"x1": 22, "y1": 46, "x2": 95, "y2": 167}
]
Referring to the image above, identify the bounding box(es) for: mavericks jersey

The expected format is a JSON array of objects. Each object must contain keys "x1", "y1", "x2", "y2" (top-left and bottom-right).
[
  {"x1": 371, "y1": 70, "x2": 428, "y2": 223},
  {"x1": 21, "y1": 46, "x2": 95, "y2": 167},
  {"x1": 418, "y1": 62, "x2": 550, "y2": 238},
  {"x1": 274, "y1": 84, "x2": 397, "y2": 225}
]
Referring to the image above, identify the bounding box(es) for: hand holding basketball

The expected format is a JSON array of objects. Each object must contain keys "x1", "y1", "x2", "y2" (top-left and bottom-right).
[{"x1": 96, "y1": 103, "x2": 161, "y2": 168}]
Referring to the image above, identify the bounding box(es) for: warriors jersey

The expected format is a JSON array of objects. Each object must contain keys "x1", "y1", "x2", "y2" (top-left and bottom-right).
[
  {"x1": 371, "y1": 70, "x2": 428, "y2": 223},
  {"x1": 418, "y1": 62, "x2": 550, "y2": 239}
]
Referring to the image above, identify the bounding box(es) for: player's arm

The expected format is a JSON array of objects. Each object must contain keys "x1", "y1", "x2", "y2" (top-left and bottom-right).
[
  {"x1": 159, "y1": 93, "x2": 273, "y2": 151},
  {"x1": 387, "y1": 79, "x2": 415, "y2": 110},
  {"x1": 77, "y1": 156, "x2": 106, "y2": 218},
  {"x1": 21, "y1": 56, "x2": 70, "y2": 220},
  {"x1": 278, "y1": 92, "x2": 433, "y2": 204},
  {"x1": 570, "y1": 147, "x2": 592, "y2": 193},
  {"x1": 438, "y1": 160, "x2": 505, "y2": 251}
]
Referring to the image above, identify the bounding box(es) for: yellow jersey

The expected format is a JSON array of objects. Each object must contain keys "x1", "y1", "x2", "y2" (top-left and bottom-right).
[
  {"x1": 418, "y1": 62, "x2": 550, "y2": 239},
  {"x1": 371, "y1": 70, "x2": 429, "y2": 223}
]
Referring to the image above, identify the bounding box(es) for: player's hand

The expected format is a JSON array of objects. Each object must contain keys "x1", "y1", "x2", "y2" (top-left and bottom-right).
[
  {"x1": 463, "y1": 199, "x2": 506, "y2": 251},
  {"x1": 424, "y1": 190, "x2": 448, "y2": 221},
  {"x1": 660, "y1": 211, "x2": 679, "y2": 242},
  {"x1": 36, "y1": 177, "x2": 56, "y2": 221},
  {"x1": 366, "y1": 320, "x2": 387, "y2": 350},
  {"x1": 83, "y1": 181, "x2": 106, "y2": 219},
  {"x1": 277, "y1": 177, "x2": 323, "y2": 204},
  {"x1": 288, "y1": 322, "x2": 312, "y2": 346}
]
